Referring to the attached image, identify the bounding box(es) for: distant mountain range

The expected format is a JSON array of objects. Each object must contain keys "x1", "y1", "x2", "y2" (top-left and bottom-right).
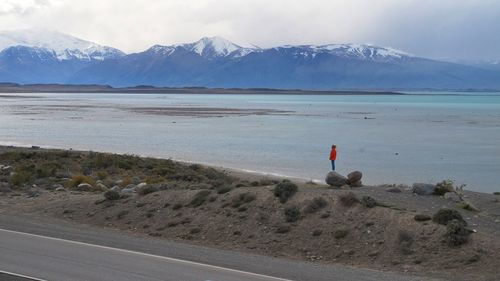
[{"x1": 1, "y1": 29, "x2": 499, "y2": 90}]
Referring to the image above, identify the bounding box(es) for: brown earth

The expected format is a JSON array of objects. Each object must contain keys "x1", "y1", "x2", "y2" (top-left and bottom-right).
[{"x1": 1, "y1": 146, "x2": 500, "y2": 281}]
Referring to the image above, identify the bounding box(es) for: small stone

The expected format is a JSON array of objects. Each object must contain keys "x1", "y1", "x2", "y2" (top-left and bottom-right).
[{"x1": 76, "y1": 183, "x2": 93, "y2": 192}]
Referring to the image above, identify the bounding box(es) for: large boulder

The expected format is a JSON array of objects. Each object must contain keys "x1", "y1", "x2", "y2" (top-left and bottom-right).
[
  {"x1": 347, "y1": 171, "x2": 362, "y2": 184},
  {"x1": 411, "y1": 183, "x2": 436, "y2": 195},
  {"x1": 347, "y1": 171, "x2": 363, "y2": 187},
  {"x1": 326, "y1": 171, "x2": 348, "y2": 187}
]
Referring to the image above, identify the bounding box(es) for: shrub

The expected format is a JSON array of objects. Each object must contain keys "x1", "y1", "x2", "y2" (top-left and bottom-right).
[
  {"x1": 312, "y1": 230, "x2": 323, "y2": 236},
  {"x1": 216, "y1": 186, "x2": 232, "y2": 194},
  {"x1": 138, "y1": 185, "x2": 159, "y2": 196},
  {"x1": 334, "y1": 229, "x2": 349, "y2": 239},
  {"x1": 172, "y1": 203, "x2": 183, "y2": 210},
  {"x1": 398, "y1": 230, "x2": 414, "y2": 255},
  {"x1": 189, "y1": 190, "x2": 211, "y2": 207},
  {"x1": 284, "y1": 206, "x2": 300, "y2": 222},
  {"x1": 273, "y1": 180, "x2": 298, "y2": 203},
  {"x1": 9, "y1": 171, "x2": 32, "y2": 186},
  {"x1": 104, "y1": 190, "x2": 120, "y2": 201},
  {"x1": 434, "y1": 180, "x2": 455, "y2": 196},
  {"x1": 432, "y1": 208, "x2": 466, "y2": 226},
  {"x1": 361, "y1": 196, "x2": 378, "y2": 208},
  {"x1": 67, "y1": 174, "x2": 95, "y2": 188},
  {"x1": 96, "y1": 171, "x2": 109, "y2": 180},
  {"x1": 190, "y1": 228, "x2": 201, "y2": 234},
  {"x1": 231, "y1": 192, "x2": 256, "y2": 208},
  {"x1": 445, "y1": 219, "x2": 472, "y2": 246},
  {"x1": 303, "y1": 197, "x2": 328, "y2": 214},
  {"x1": 275, "y1": 225, "x2": 291, "y2": 234},
  {"x1": 121, "y1": 176, "x2": 133, "y2": 187},
  {"x1": 414, "y1": 214, "x2": 432, "y2": 222},
  {"x1": 338, "y1": 192, "x2": 359, "y2": 207}
]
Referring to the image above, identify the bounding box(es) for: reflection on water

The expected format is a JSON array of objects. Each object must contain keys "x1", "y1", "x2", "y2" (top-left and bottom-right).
[{"x1": 1, "y1": 92, "x2": 500, "y2": 192}]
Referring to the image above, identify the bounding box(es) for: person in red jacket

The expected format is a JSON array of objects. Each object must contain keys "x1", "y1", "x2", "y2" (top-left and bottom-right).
[{"x1": 329, "y1": 145, "x2": 337, "y2": 171}]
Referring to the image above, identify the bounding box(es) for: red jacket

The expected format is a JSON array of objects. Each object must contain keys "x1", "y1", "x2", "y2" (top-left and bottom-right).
[{"x1": 329, "y1": 149, "x2": 337, "y2": 160}]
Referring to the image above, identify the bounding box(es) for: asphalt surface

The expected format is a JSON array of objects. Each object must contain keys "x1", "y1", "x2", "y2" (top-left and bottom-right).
[{"x1": 0, "y1": 212, "x2": 436, "y2": 281}]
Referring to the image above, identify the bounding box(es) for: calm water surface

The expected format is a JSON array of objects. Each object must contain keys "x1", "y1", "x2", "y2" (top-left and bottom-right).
[{"x1": 1, "y1": 92, "x2": 499, "y2": 192}]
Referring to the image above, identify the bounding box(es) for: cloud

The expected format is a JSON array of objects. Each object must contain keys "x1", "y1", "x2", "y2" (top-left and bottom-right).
[
  {"x1": 0, "y1": 0, "x2": 53, "y2": 15},
  {"x1": 0, "y1": 0, "x2": 498, "y2": 61}
]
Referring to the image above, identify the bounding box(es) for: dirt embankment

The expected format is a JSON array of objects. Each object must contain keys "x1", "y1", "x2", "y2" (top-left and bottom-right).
[{"x1": 1, "y1": 146, "x2": 499, "y2": 281}]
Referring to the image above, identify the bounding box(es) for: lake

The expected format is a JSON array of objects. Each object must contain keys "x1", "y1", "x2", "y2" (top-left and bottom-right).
[{"x1": 1, "y1": 92, "x2": 499, "y2": 192}]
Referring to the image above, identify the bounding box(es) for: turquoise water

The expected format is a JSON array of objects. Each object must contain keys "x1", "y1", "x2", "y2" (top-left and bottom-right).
[{"x1": 1, "y1": 92, "x2": 499, "y2": 192}]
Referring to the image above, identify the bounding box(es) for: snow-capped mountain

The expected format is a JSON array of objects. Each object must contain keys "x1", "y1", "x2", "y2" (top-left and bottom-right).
[
  {"x1": 0, "y1": 29, "x2": 124, "y2": 61},
  {"x1": 145, "y1": 37, "x2": 411, "y2": 61},
  {"x1": 148, "y1": 36, "x2": 256, "y2": 59},
  {"x1": 1, "y1": 31, "x2": 499, "y2": 89}
]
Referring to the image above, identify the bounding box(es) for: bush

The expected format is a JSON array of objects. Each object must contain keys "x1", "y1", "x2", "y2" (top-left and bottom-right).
[
  {"x1": 96, "y1": 171, "x2": 109, "y2": 180},
  {"x1": 104, "y1": 190, "x2": 120, "y2": 201},
  {"x1": 273, "y1": 180, "x2": 298, "y2": 203},
  {"x1": 9, "y1": 171, "x2": 32, "y2": 186},
  {"x1": 284, "y1": 206, "x2": 300, "y2": 222},
  {"x1": 398, "y1": 230, "x2": 414, "y2": 255},
  {"x1": 432, "y1": 208, "x2": 466, "y2": 226},
  {"x1": 361, "y1": 196, "x2": 378, "y2": 208},
  {"x1": 231, "y1": 192, "x2": 256, "y2": 208},
  {"x1": 216, "y1": 186, "x2": 232, "y2": 194},
  {"x1": 303, "y1": 197, "x2": 328, "y2": 214},
  {"x1": 334, "y1": 229, "x2": 349, "y2": 239},
  {"x1": 67, "y1": 174, "x2": 95, "y2": 188},
  {"x1": 275, "y1": 225, "x2": 291, "y2": 234},
  {"x1": 338, "y1": 192, "x2": 359, "y2": 207},
  {"x1": 189, "y1": 190, "x2": 212, "y2": 207},
  {"x1": 434, "y1": 180, "x2": 455, "y2": 196},
  {"x1": 445, "y1": 219, "x2": 472, "y2": 246},
  {"x1": 138, "y1": 185, "x2": 159, "y2": 196}
]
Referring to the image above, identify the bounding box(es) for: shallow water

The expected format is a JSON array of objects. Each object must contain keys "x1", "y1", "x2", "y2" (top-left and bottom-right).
[{"x1": 1, "y1": 92, "x2": 499, "y2": 192}]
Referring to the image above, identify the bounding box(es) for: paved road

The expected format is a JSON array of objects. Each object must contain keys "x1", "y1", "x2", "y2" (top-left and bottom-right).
[{"x1": 0, "y1": 213, "x2": 437, "y2": 281}]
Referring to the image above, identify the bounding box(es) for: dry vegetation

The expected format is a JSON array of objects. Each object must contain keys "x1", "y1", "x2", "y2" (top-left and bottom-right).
[{"x1": 1, "y1": 146, "x2": 499, "y2": 281}]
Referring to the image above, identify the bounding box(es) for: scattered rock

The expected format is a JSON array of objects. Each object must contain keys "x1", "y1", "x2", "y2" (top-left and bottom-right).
[
  {"x1": 411, "y1": 183, "x2": 436, "y2": 196},
  {"x1": 0, "y1": 182, "x2": 12, "y2": 193},
  {"x1": 325, "y1": 171, "x2": 348, "y2": 187},
  {"x1": 444, "y1": 192, "x2": 462, "y2": 203},
  {"x1": 104, "y1": 190, "x2": 121, "y2": 201},
  {"x1": 75, "y1": 183, "x2": 93, "y2": 192},
  {"x1": 55, "y1": 186, "x2": 66, "y2": 192},
  {"x1": 27, "y1": 190, "x2": 41, "y2": 198},
  {"x1": 110, "y1": 186, "x2": 121, "y2": 192},
  {"x1": 346, "y1": 171, "x2": 362, "y2": 185},
  {"x1": 121, "y1": 187, "x2": 137, "y2": 194},
  {"x1": 96, "y1": 183, "x2": 108, "y2": 192}
]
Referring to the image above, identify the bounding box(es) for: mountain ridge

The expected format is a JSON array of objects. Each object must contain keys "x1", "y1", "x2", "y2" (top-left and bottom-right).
[{"x1": 1, "y1": 30, "x2": 499, "y2": 90}]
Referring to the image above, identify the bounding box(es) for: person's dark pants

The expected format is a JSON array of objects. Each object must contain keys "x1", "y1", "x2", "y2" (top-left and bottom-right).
[{"x1": 331, "y1": 160, "x2": 335, "y2": 171}]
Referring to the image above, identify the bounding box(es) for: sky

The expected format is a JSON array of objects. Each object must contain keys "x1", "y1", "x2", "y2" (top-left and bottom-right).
[{"x1": 0, "y1": 0, "x2": 499, "y2": 61}]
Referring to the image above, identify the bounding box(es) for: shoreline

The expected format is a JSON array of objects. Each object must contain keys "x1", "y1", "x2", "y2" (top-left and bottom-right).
[{"x1": 1, "y1": 145, "x2": 500, "y2": 280}]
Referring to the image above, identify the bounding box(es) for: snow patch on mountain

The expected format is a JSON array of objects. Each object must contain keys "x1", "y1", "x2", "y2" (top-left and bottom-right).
[{"x1": 0, "y1": 29, "x2": 124, "y2": 61}]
